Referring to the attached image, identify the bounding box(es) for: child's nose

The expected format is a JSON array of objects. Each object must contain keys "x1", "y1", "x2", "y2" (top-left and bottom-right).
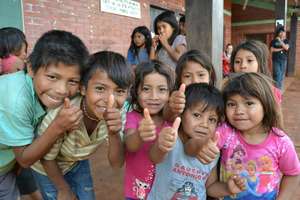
[{"x1": 55, "y1": 83, "x2": 68, "y2": 96}]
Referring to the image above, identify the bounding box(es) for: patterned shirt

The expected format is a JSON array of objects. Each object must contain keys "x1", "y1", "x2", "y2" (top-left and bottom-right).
[
  {"x1": 217, "y1": 122, "x2": 300, "y2": 200},
  {"x1": 31, "y1": 96, "x2": 108, "y2": 175}
]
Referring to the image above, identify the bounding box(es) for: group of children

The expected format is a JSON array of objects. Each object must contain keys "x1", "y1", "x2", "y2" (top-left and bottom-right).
[{"x1": 0, "y1": 10, "x2": 300, "y2": 200}]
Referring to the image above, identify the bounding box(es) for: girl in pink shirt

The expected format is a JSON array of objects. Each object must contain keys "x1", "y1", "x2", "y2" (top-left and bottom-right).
[
  {"x1": 190, "y1": 73, "x2": 300, "y2": 200},
  {"x1": 124, "y1": 60, "x2": 175, "y2": 199}
]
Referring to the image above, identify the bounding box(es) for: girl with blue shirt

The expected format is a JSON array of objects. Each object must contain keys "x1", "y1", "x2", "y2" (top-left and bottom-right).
[{"x1": 127, "y1": 26, "x2": 152, "y2": 70}]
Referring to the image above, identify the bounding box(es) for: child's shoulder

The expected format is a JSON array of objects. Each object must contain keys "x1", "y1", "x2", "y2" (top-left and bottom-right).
[{"x1": 0, "y1": 71, "x2": 37, "y2": 109}]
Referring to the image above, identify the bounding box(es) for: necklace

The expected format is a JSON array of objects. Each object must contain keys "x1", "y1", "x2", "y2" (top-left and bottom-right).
[{"x1": 82, "y1": 98, "x2": 99, "y2": 122}]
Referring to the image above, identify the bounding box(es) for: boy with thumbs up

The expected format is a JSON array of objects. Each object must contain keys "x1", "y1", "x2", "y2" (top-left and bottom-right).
[
  {"x1": 147, "y1": 83, "x2": 246, "y2": 200},
  {"x1": 0, "y1": 30, "x2": 89, "y2": 200},
  {"x1": 30, "y1": 51, "x2": 132, "y2": 200}
]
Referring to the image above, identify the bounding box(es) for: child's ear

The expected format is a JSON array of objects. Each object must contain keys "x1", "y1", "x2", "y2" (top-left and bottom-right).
[
  {"x1": 80, "y1": 85, "x2": 86, "y2": 96},
  {"x1": 27, "y1": 63, "x2": 34, "y2": 77}
]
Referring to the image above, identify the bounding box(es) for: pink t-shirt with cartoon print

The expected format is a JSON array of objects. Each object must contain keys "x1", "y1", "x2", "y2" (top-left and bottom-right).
[
  {"x1": 216, "y1": 122, "x2": 300, "y2": 200},
  {"x1": 124, "y1": 111, "x2": 171, "y2": 199}
]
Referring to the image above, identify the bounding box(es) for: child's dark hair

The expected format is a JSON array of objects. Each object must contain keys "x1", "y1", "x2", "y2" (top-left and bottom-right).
[
  {"x1": 175, "y1": 49, "x2": 216, "y2": 88},
  {"x1": 130, "y1": 60, "x2": 175, "y2": 112},
  {"x1": 154, "y1": 11, "x2": 179, "y2": 51},
  {"x1": 230, "y1": 40, "x2": 271, "y2": 77},
  {"x1": 179, "y1": 15, "x2": 185, "y2": 24},
  {"x1": 129, "y1": 26, "x2": 152, "y2": 58},
  {"x1": 28, "y1": 30, "x2": 89, "y2": 75},
  {"x1": 223, "y1": 72, "x2": 280, "y2": 131},
  {"x1": 82, "y1": 51, "x2": 132, "y2": 89},
  {"x1": 184, "y1": 83, "x2": 224, "y2": 123},
  {"x1": 0, "y1": 27, "x2": 27, "y2": 58}
]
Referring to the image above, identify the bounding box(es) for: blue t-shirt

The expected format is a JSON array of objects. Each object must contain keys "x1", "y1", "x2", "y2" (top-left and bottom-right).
[
  {"x1": 147, "y1": 137, "x2": 218, "y2": 200},
  {"x1": 0, "y1": 71, "x2": 45, "y2": 173},
  {"x1": 127, "y1": 48, "x2": 149, "y2": 66}
]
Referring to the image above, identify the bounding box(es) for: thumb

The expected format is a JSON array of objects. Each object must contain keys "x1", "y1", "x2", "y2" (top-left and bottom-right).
[
  {"x1": 172, "y1": 117, "x2": 181, "y2": 132},
  {"x1": 64, "y1": 98, "x2": 71, "y2": 109},
  {"x1": 179, "y1": 83, "x2": 186, "y2": 93},
  {"x1": 143, "y1": 108, "x2": 152, "y2": 121},
  {"x1": 107, "y1": 94, "x2": 114, "y2": 109},
  {"x1": 212, "y1": 133, "x2": 219, "y2": 145}
]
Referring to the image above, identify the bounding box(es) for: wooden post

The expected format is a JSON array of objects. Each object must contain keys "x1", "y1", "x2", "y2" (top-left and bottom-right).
[
  {"x1": 287, "y1": 13, "x2": 298, "y2": 76},
  {"x1": 275, "y1": 0, "x2": 287, "y2": 30},
  {"x1": 186, "y1": 0, "x2": 224, "y2": 87}
]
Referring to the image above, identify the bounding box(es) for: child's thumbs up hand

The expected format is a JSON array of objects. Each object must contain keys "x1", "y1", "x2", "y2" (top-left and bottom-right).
[
  {"x1": 104, "y1": 95, "x2": 122, "y2": 135},
  {"x1": 195, "y1": 133, "x2": 220, "y2": 164},
  {"x1": 158, "y1": 117, "x2": 181, "y2": 153},
  {"x1": 64, "y1": 97, "x2": 71, "y2": 108},
  {"x1": 138, "y1": 108, "x2": 156, "y2": 142},
  {"x1": 169, "y1": 84, "x2": 186, "y2": 115},
  {"x1": 55, "y1": 97, "x2": 82, "y2": 134}
]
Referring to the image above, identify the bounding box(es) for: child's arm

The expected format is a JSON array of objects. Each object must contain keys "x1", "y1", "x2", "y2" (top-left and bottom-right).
[
  {"x1": 184, "y1": 135, "x2": 219, "y2": 164},
  {"x1": 13, "y1": 98, "x2": 82, "y2": 168},
  {"x1": 163, "y1": 84, "x2": 186, "y2": 122},
  {"x1": 158, "y1": 34, "x2": 186, "y2": 62},
  {"x1": 125, "y1": 109, "x2": 156, "y2": 152},
  {"x1": 149, "y1": 117, "x2": 181, "y2": 163},
  {"x1": 104, "y1": 95, "x2": 125, "y2": 168},
  {"x1": 41, "y1": 159, "x2": 77, "y2": 200},
  {"x1": 206, "y1": 166, "x2": 245, "y2": 197},
  {"x1": 276, "y1": 175, "x2": 300, "y2": 200}
]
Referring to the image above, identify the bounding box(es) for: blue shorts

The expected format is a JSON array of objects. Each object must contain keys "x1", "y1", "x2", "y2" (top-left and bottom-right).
[
  {"x1": 32, "y1": 160, "x2": 95, "y2": 200},
  {"x1": 0, "y1": 170, "x2": 20, "y2": 200}
]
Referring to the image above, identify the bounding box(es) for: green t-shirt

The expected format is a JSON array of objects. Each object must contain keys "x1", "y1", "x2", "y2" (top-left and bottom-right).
[{"x1": 0, "y1": 71, "x2": 45, "y2": 174}]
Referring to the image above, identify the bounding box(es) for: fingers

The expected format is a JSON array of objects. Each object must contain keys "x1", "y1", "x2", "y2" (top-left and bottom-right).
[
  {"x1": 196, "y1": 151, "x2": 218, "y2": 164},
  {"x1": 107, "y1": 94, "x2": 114, "y2": 109},
  {"x1": 212, "y1": 133, "x2": 219, "y2": 145},
  {"x1": 179, "y1": 83, "x2": 186, "y2": 93},
  {"x1": 143, "y1": 108, "x2": 152, "y2": 121},
  {"x1": 172, "y1": 117, "x2": 181, "y2": 132},
  {"x1": 232, "y1": 175, "x2": 246, "y2": 190},
  {"x1": 64, "y1": 97, "x2": 71, "y2": 108}
]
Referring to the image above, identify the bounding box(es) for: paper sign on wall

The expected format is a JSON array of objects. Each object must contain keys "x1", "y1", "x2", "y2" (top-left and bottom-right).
[{"x1": 101, "y1": 0, "x2": 141, "y2": 19}]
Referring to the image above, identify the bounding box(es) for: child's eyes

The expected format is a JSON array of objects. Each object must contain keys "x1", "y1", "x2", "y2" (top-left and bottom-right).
[
  {"x1": 183, "y1": 74, "x2": 191, "y2": 78},
  {"x1": 209, "y1": 117, "x2": 218, "y2": 124},
  {"x1": 226, "y1": 102, "x2": 235, "y2": 107},
  {"x1": 68, "y1": 80, "x2": 79, "y2": 86},
  {"x1": 116, "y1": 89, "x2": 126, "y2": 96},
  {"x1": 95, "y1": 86, "x2": 105, "y2": 92},
  {"x1": 142, "y1": 86, "x2": 150, "y2": 92},
  {"x1": 159, "y1": 87, "x2": 168, "y2": 92},
  {"x1": 193, "y1": 113, "x2": 201, "y2": 118},
  {"x1": 245, "y1": 101, "x2": 254, "y2": 106},
  {"x1": 46, "y1": 75, "x2": 57, "y2": 80},
  {"x1": 198, "y1": 73, "x2": 207, "y2": 77},
  {"x1": 247, "y1": 59, "x2": 254, "y2": 63}
]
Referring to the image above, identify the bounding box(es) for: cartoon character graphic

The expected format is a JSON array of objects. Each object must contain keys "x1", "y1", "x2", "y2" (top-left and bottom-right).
[
  {"x1": 257, "y1": 156, "x2": 276, "y2": 194},
  {"x1": 171, "y1": 181, "x2": 198, "y2": 200},
  {"x1": 246, "y1": 160, "x2": 259, "y2": 192},
  {"x1": 133, "y1": 179, "x2": 150, "y2": 200}
]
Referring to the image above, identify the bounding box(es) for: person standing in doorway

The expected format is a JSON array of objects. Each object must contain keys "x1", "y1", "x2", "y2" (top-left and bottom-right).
[{"x1": 270, "y1": 26, "x2": 289, "y2": 90}]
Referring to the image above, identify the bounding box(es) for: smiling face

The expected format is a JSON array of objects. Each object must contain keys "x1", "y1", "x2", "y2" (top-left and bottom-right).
[
  {"x1": 181, "y1": 102, "x2": 218, "y2": 141},
  {"x1": 156, "y1": 21, "x2": 174, "y2": 40},
  {"x1": 233, "y1": 49, "x2": 259, "y2": 73},
  {"x1": 29, "y1": 62, "x2": 81, "y2": 109},
  {"x1": 137, "y1": 72, "x2": 170, "y2": 115},
  {"x1": 180, "y1": 61, "x2": 210, "y2": 86},
  {"x1": 226, "y1": 94, "x2": 265, "y2": 135},
  {"x1": 81, "y1": 69, "x2": 128, "y2": 119}
]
